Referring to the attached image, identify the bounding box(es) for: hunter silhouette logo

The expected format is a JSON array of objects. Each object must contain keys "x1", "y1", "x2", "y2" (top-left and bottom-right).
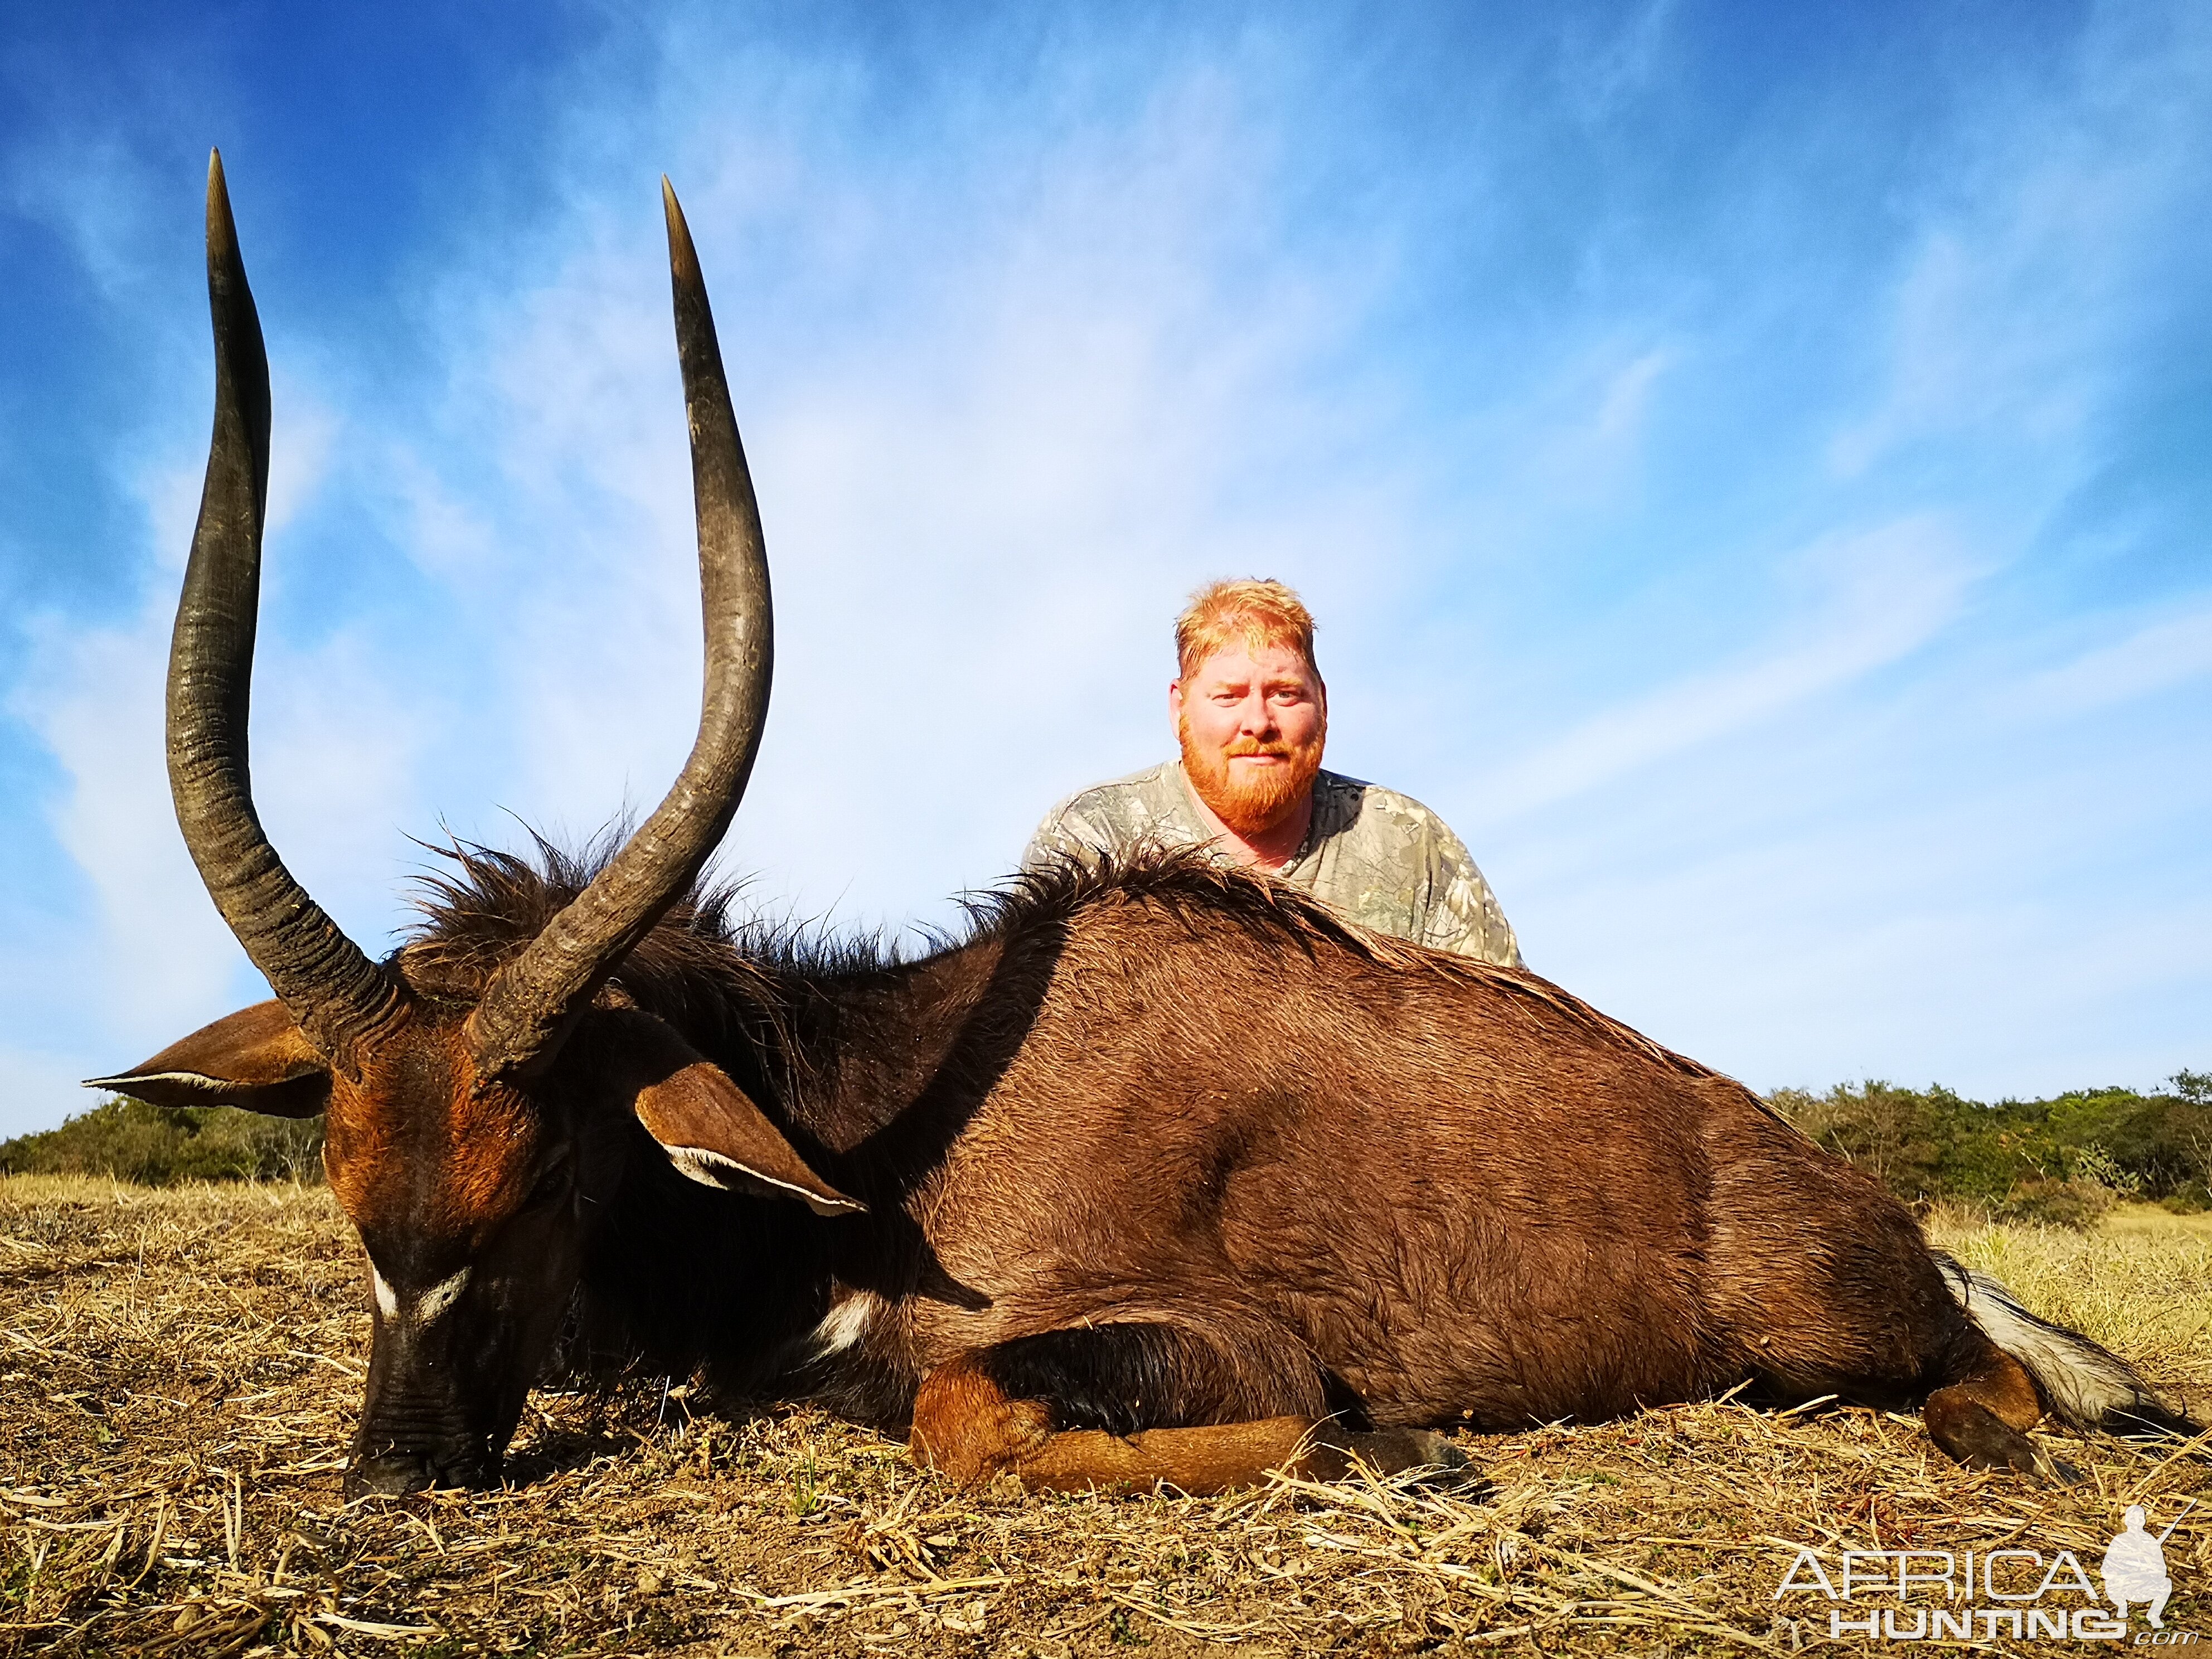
[
  {"x1": 2106, "y1": 1500, "x2": 2192, "y2": 1630},
  {"x1": 1773, "y1": 1499, "x2": 2195, "y2": 1642}
]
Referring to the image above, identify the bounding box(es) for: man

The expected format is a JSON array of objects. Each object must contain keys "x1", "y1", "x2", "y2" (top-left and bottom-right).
[{"x1": 1025, "y1": 579, "x2": 1521, "y2": 965}]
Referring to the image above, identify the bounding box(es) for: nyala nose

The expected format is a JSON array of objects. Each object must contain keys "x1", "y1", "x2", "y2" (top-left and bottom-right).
[
  {"x1": 345, "y1": 1449, "x2": 434, "y2": 1497},
  {"x1": 344, "y1": 1446, "x2": 500, "y2": 1497}
]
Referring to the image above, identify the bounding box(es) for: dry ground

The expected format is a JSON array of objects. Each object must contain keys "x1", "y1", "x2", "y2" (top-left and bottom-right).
[{"x1": 1, "y1": 1177, "x2": 2206, "y2": 1657}]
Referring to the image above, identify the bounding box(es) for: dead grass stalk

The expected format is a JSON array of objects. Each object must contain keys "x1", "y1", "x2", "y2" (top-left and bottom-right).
[{"x1": 2, "y1": 1178, "x2": 2205, "y2": 1655}]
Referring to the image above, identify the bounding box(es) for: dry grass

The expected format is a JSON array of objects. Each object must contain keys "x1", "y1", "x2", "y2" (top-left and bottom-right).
[{"x1": 1, "y1": 1177, "x2": 2206, "y2": 1657}]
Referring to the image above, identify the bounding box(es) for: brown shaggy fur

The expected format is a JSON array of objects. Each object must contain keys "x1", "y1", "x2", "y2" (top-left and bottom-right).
[{"x1": 116, "y1": 840, "x2": 2190, "y2": 1494}]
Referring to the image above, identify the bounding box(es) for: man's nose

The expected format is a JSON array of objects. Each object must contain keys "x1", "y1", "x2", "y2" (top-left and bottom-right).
[{"x1": 1238, "y1": 694, "x2": 1277, "y2": 734}]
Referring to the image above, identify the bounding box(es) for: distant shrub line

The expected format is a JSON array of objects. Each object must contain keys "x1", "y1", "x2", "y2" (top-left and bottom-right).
[
  {"x1": 0, "y1": 1097, "x2": 324, "y2": 1186},
  {"x1": 1768, "y1": 1071, "x2": 2211, "y2": 1228},
  {"x1": 3, "y1": 1072, "x2": 2206, "y2": 1226}
]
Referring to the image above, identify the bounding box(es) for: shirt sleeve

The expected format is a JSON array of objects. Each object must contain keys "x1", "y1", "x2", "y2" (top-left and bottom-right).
[
  {"x1": 1420, "y1": 826, "x2": 1522, "y2": 968},
  {"x1": 1021, "y1": 797, "x2": 1110, "y2": 871}
]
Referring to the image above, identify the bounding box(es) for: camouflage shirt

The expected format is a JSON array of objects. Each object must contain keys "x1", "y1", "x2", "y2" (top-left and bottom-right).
[{"x1": 1023, "y1": 761, "x2": 1521, "y2": 967}]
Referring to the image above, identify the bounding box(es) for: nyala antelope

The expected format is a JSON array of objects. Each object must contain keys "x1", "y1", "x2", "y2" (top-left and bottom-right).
[{"x1": 99, "y1": 154, "x2": 2196, "y2": 1498}]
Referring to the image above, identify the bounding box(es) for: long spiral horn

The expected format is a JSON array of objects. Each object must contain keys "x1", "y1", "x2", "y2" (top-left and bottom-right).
[
  {"x1": 467, "y1": 180, "x2": 772, "y2": 1080},
  {"x1": 166, "y1": 151, "x2": 402, "y2": 1072}
]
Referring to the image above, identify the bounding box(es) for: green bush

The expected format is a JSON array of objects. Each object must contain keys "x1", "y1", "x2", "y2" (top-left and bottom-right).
[
  {"x1": 0, "y1": 1097, "x2": 323, "y2": 1185},
  {"x1": 1768, "y1": 1072, "x2": 2211, "y2": 1227}
]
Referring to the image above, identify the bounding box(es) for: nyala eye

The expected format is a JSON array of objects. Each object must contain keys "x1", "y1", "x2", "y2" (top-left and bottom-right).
[{"x1": 526, "y1": 1160, "x2": 571, "y2": 1207}]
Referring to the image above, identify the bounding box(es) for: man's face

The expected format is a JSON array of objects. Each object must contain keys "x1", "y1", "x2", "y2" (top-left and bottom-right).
[{"x1": 1170, "y1": 641, "x2": 1327, "y2": 837}]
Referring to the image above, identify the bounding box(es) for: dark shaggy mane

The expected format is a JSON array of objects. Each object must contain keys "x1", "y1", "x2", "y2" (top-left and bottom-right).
[
  {"x1": 394, "y1": 832, "x2": 1736, "y2": 1098},
  {"x1": 398, "y1": 829, "x2": 940, "y2": 1004},
  {"x1": 397, "y1": 833, "x2": 1458, "y2": 995}
]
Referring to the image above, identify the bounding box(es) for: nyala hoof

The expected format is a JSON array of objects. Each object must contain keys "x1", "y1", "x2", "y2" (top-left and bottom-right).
[
  {"x1": 1927, "y1": 1396, "x2": 2059, "y2": 1479},
  {"x1": 1340, "y1": 1427, "x2": 1475, "y2": 1483},
  {"x1": 2032, "y1": 1447, "x2": 2086, "y2": 1487}
]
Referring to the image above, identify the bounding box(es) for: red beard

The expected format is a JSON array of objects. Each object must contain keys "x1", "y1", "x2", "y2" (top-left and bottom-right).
[{"x1": 1179, "y1": 719, "x2": 1325, "y2": 838}]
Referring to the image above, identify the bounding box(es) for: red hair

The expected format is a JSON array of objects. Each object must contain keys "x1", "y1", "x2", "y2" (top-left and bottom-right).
[{"x1": 1173, "y1": 579, "x2": 1321, "y2": 684}]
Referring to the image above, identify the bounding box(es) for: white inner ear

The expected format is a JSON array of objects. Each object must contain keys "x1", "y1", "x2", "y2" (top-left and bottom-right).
[
  {"x1": 664, "y1": 1143, "x2": 749, "y2": 1190},
  {"x1": 86, "y1": 1070, "x2": 226, "y2": 1093},
  {"x1": 661, "y1": 1144, "x2": 864, "y2": 1216}
]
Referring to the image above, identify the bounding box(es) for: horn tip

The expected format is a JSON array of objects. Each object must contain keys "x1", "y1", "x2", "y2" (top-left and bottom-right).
[
  {"x1": 662, "y1": 178, "x2": 699, "y2": 282},
  {"x1": 206, "y1": 151, "x2": 237, "y2": 255}
]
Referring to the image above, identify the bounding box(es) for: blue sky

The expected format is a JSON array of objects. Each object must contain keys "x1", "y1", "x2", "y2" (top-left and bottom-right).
[{"x1": 2, "y1": 1, "x2": 2206, "y2": 1135}]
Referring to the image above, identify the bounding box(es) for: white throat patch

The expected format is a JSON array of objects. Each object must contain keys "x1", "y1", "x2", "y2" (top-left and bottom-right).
[{"x1": 809, "y1": 1292, "x2": 881, "y2": 1357}]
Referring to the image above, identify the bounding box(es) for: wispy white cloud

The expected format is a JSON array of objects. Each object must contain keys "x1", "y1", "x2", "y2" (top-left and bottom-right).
[
  {"x1": 3, "y1": 130, "x2": 168, "y2": 304},
  {"x1": 3, "y1": 3, "x2": 2209, "y2": 1134},
  {"x1": 2008, "y1": 599, "x2": 2212, "y2": 718},
  {"x1": 10, "y1": 595, "x2": 427, "y2": 1040},
  {"x1": 1557, "y1": 0, "x2": 1678, "y2": 122},
  {"x1": 1462, "y1": 516, "x2": 1980, "y2": 827},
  {"x1": 1541, "y1": 811, "x2": 2212, "y2": 1096},
  {"x1": 9, "y1": 613, "x2": 231, "y2": 1038},
  {"x1": 363, "y1": 51, "x2": 1411, "y2": 935},
  {"x1": 1828, "y1": 9, "x2": 2212, "y2": 480},
  {"x1": 6, "y1": 339, "x2": 420, "y2": 1095}
]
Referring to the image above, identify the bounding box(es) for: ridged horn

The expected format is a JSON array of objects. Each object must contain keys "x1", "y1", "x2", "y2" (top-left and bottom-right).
[
  {"x1": 167, "y1": 151, "x2": 401, "y2": 1073},
  {"x1": 467, "y1": 180, "x2": 772, "y2": 1081}
]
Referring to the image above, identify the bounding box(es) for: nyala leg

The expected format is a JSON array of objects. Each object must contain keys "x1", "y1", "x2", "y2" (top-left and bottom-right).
[
  {"x1": 1923, "y1": 1345, "x2": 2073, "y2": 1480},
  {"x1": 909, "y1": 1322, "x2": 1464, "y2": 1495}
]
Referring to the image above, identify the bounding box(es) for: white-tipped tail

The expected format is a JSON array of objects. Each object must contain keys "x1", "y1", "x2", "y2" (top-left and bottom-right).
[{"x1": 1933, "y1": 1252, "x2": 2192, "y2": 1434}]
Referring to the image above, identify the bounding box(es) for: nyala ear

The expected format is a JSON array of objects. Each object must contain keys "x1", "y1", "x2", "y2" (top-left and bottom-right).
[
  {"x1": 598, "y1": 1010, "x2": 864, "y2": 1217},
  {"x1": 86, "y1": 1000, "x2": 331, "y2": 1118}
]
